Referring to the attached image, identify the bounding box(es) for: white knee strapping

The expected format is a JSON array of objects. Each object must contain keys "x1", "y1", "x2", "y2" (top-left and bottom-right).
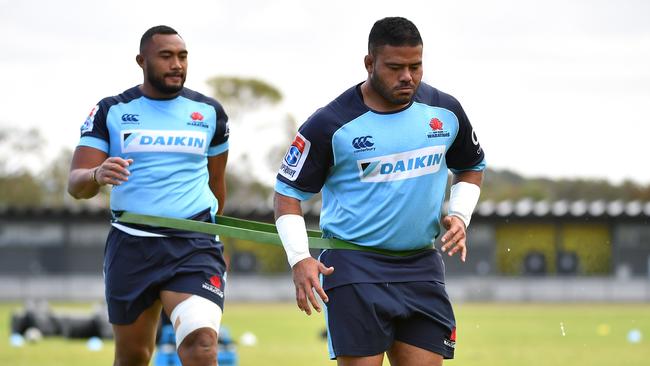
[{"x1": 169, "y1": 295, "x2": 222, "y2": 348}]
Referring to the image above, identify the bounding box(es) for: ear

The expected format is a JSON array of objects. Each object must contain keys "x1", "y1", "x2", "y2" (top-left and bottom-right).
[
  {"x1": 364, "y1": 54, "x2": 373, "y2": 74},
  {"x1": 136, "y1": 54, "x2": 144, "y2": 69}
]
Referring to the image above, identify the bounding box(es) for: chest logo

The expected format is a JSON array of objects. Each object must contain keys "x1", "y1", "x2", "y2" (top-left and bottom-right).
[
  {"x1": 427, "y1": 118, "x2": 450, "y2": 138},
  {"x1": 357, "y1": 145, "x2": 446, "y2": 183},
  {"x1": 352, "y1": 135, "x2": 376, "y2": 153},
  {"x1": 121, "y1": 129, "x2": 207, "y2": 155},
  {"x1": 187, "y1": 111, "x2": 210, "y2": 128}
]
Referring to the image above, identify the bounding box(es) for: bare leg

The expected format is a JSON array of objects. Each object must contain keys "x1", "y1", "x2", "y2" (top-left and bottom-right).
[
  {"x1": 386, "y1": 340, "x2": 443, "y2": 366},
  {"x1": 337, "y1": 353, "x2": 385, "y2": 366},
  {"x1": 113, "y1": 300, "x2": 162, "y2": 366}
]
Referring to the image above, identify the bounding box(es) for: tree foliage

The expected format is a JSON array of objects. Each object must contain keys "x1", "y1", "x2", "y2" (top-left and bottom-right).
[{"x1": 206, "y1": 76, "x2": 282, "y2": 117}]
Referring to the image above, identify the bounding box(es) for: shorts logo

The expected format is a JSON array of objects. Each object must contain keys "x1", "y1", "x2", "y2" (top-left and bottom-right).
[
  {"x1": 202, "y1": 275, "x2": 224, "y2": 298},
  {"x1": 80, "y1": 105, "x2": 99, "y2": 134},
  {"x1": 279, "y1": 133, "x2": 311, "y2": 181},
  {"x1": 121, "y1": 129, "x2": 207, "y2": 155},
  {"x1": 427, "y1": 117, "x2": 450, "y2": 138},
  {"x1": 358, "y1": 145, "x2": 446, "y2": 182},
  {"x1": 444, "y1": 327, "x2": 457, "y2": 348},
  {"x1": 121, "y1": 114, "x2": 139, "y2": 122},
  {"x1": 352, "y1": 136, "x2": 374, "y2": 149}
]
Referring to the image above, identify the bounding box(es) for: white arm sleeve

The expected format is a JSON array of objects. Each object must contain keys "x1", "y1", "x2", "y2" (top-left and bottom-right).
[
  {"x1": 276, "y1": 214, "x2": 311, "y2": 267},
  {"x1": 448, "y1": 181, "x2": 481, "y2": 228}
]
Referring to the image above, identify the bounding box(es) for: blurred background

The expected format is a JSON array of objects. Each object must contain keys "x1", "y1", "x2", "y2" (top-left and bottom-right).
[{"x1": 1, "y1": 0, "x2": 649, "y2": 365}]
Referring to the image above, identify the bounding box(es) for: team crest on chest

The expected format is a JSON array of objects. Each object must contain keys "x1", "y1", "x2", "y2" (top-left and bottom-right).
[
  {"x1": 187, "y1": 111, "x2": 210, "y2": 128},
  {"x1": 427, "y1": 117, "x2": 450, "y2": 139}
]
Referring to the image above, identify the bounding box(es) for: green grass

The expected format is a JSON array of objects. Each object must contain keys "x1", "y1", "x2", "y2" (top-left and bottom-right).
[{"x1": 1, "y1": 302, "x2": 648, "y2": 365}]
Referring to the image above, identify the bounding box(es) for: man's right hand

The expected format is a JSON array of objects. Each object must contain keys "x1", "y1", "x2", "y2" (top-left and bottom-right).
[
  {"x1": 291, "y1": 257, "x2": 334, "y2": 315},
  {"x1": 94, "y1": 157, "x2": 133, "y2": 186}
]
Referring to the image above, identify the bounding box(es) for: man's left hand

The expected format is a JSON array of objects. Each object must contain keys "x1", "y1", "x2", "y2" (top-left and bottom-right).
[{"x1": 440, "y1": 215, "x2": 467, "y2": 262}]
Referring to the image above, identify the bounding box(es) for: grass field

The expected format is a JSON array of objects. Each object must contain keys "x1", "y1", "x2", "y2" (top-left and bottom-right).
[{"x1": 1, "y1": 302, "x2": 648, "y2": 366}]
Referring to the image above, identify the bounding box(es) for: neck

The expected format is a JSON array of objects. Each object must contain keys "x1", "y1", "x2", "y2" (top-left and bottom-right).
[
  {"x1": 360, "y1": 80, "x2": 409, "y2": 113},
  {"x1": 139, "y1": 83, "x2": 181, "y2": 100}
]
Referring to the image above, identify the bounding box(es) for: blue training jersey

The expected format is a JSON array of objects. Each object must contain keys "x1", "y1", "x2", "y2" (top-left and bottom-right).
[
  {"x1": 276, "y1": 82, "x2": 485, "y2": 251},
  {"x1": 78, "y1": 86, "x2": 229, "y2": 225}
]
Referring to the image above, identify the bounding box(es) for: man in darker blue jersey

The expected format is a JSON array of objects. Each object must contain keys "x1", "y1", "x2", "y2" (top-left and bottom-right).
[
  {"x1": 68, "y1": 26, "x2": 229, "y2": 366},
  {"x1": 274, "y1": 17, "x2": 485, "y2": 366}
]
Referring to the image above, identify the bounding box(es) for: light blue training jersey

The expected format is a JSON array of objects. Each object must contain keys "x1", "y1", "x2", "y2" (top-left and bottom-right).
[
  {"x1": 276, "y1": 82, "x2": 485, "y2": 252},
  {"x1": 78, "y1": 86, "x2": 229, "y2": 221}
]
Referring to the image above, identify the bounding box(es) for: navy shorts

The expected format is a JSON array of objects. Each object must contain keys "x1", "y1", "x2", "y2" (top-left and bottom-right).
[
  {"x1": 325, "y1": 281, "x2": 456, "y2": 360},
  {"x1": 103, "y1": 227, "x2": 227, "y2": 324}
]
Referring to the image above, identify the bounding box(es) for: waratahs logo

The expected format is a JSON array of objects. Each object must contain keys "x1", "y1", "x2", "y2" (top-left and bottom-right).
[
  {"x1": 429, "y1": 118, "x2": 443, "y2": 130},
  {"x1": 357, "y1": 146, "x2": 446, "y2": 182},
  {"x1": 187, "y1": 111, "x2": 209, "y2": 128},
  {"x1": 427, "y1": 117, "x2": 450, "y2": 138},
  {"x1": 202, "y1": 275, "x2": 224, "y2": 298},
  {"x1": 191, "y1": 112, "x2": 204, "y2": 121}
]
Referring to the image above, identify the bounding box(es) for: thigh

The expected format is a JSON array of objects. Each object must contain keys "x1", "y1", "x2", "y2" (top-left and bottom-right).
[
  {"x1": 113, "y1": 300, "x2": 162, "y2": 365},
  {"x1": 337, "y1": 353, "x2": 385, "y2": 366},
  {"x1": 325, "y1": 283, "x2": 401, "y2": 360},
  {"x1": 387, "y1": 340, "x2": 443, "y2": 366}
]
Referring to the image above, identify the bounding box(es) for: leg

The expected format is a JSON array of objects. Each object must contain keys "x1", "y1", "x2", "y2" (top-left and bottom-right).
[
  {"x1": 113, "y1": 300, "x2": 162, "y2": 366},
  {"x1": 337, "y1": 353, "x2": 385, "y2": 366},
  {"x1": 161, "y1": 290, "x2": 219, "y2": 366},
  {"x1": 387, "y1": 340, "x2": 443, "y2": 366}
]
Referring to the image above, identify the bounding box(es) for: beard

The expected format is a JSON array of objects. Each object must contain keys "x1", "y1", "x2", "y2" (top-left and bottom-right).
[
  {"x1": 146, "y1": 67, "x2": 185, "y2": 95},
  {"x1": 369, "y1": 71, "x2": 417, "y2": 106}
]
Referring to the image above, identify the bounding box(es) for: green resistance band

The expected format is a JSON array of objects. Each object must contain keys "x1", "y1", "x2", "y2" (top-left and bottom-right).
[{"x1": 117, "y1": 212, "x2": 429, "y2": 257}]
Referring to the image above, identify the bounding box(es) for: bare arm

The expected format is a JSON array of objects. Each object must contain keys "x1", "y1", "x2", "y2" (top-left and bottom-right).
[
  {"x1": 208, "y1": 151, "x2": 228, "y2": 215},
  {"x1": 440, "y1": 169, "x2": 484, "y2": 262},
  {"x1": 273, "y1": 191, "x2": 303, "y2": 219},
  {"x1": 67, "y1": 146, "x2": 132, "y2": 199},
  {"x1": 451, "y1": 169, "x2": 483, "y2": 187}
]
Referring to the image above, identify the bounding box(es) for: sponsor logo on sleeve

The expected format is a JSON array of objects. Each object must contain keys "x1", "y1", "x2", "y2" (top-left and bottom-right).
[
  {"x1": 80, "y1": 105, "x2": 99, "y2": 134},
  {"x1": 279, "y1": 132, "x2": 311, "y2": 181},
  {"x1": 357, "y1": 145, "x2": 446, "y2": 182},
  {"x1": 121, "y1": 129, "x2": 207, "y2": 155}
]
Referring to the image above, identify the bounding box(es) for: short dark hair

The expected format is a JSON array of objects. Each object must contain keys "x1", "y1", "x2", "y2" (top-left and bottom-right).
[
  {"x1": 139, "y1": 25, "x2": 180, "y2": 53},
  {"x1": 368, "y1": 17, "x2": 422, "y2": 54}
]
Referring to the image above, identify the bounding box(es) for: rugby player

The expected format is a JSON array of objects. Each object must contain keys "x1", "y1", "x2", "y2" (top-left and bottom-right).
[
  {"x1": 68, "y1": 25, "x2": 229, "y2": 366},
  {"x1": 274, "y1": 17, "x2": 485, "y2": 366}
]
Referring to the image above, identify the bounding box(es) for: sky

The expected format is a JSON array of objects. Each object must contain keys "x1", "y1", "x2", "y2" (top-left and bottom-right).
[{"x1": 1, "y1": 0, "x2": 649, "y2": 184}]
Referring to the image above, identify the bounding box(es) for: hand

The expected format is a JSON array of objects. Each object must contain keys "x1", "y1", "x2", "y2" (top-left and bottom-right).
[
  {"x1": 440, "y1": 215, "x2": 468, "y2": 262},
  {"x1": 291, "y1": 257, "x2": 334, "y2": 315},
  {"x1": 94, "y1": 157, "x2": 133, "y2": 186}
]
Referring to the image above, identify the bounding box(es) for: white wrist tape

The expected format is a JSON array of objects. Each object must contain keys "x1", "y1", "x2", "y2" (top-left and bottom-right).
[
  {"x1": 448, "y1": 181, "x2": 481, "y2": 228},
  {"x1": 276, "y1": 214, "x2": 311, "y2": 267}
]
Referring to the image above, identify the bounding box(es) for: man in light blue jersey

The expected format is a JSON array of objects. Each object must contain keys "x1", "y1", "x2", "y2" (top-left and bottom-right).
[
  {"x1": 274, "y1": 17, "x2": 485, "y2": 366},
  {"x1": 68, "y1": 25, "x2": 229, "y2": 366}
]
